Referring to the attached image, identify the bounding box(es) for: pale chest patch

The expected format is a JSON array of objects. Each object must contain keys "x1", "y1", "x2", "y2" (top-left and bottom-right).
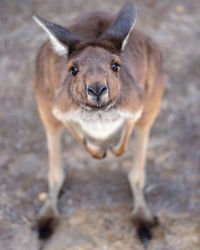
[{"x1": 53, "y1": 108, "x2": 143, "y2": 140}]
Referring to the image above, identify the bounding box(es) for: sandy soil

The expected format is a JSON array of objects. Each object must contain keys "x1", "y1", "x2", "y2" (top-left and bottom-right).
[{"x1": 0, "y1": 0, "x2": 199, "y2": 249}]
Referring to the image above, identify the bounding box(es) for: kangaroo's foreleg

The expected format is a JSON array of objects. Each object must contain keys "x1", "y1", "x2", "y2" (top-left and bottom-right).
[
  {"x1": 65, "y1": 121, "x2": 106, "y2": 159},
  {"x1": 111, "y1": 121, "x2": 134, "y2": 156},
  {"x1": 128, "y1": 125, "x2": 158, "y2": 245}
]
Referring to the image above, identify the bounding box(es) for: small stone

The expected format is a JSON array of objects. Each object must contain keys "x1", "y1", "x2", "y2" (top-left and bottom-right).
[
  {"x1": 175, "y1": 5, "x2": 184, "y2": 14},
  {"x1": 38, "y1": 192, "x2": 48, "y2": 202}
]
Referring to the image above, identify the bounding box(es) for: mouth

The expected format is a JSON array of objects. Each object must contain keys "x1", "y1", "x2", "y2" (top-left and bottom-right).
[
  {"x1": 85, "y1": 100, "x2": 112, "y2": 111},
  {"x1": 96, "y1": 102, "x2": 103, "y2": 109},
  {"x1": 87, "y1": 103, "x2": 106, "y2": 111}
]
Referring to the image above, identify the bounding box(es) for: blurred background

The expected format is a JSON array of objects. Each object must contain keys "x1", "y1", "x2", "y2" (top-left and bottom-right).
[{"x1": 0, "y1": 0, "x2": 199, "y2": 249}]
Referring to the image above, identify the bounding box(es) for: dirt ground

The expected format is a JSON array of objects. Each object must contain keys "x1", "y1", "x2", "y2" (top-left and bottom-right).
[{"x1": 0, "y1": 0, "x2": 200, "y2": 249}]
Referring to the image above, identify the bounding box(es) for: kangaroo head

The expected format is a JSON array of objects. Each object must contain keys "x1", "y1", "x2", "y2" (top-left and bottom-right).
[{"x1": 33, "y1": 3, "x2": 136, "y2": 111}]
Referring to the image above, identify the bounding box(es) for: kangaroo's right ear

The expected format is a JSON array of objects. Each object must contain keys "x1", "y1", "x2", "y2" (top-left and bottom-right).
[{"x1": 33, "y1": 15, "x2": 82, "y2": 56}]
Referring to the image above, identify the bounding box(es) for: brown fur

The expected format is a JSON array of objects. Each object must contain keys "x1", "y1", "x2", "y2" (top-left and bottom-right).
[{"x1": 33, "y1": 5, "x2": 165, "y2": 244}]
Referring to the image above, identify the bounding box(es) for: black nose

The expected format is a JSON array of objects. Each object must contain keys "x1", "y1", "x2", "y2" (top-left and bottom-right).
[{"x1": 87, "y1": 83, "x2": 107, "y2": 100}]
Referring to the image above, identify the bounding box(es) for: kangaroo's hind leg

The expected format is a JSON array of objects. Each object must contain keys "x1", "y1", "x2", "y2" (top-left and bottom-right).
[
  {"x1": 36, "y1": 105, "x2": 65, "y2": 240},
  {"x1": 128, "y1": 124, "x2": 158, "y2": 246}
]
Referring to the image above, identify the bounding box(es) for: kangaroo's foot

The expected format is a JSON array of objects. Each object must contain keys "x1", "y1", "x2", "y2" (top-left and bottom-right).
[
  {"x1": 132, "y1": 207, "x2": 159, "y2": 248},
  {"x1": 37, "y1": 199, "x2": 59, "y2": 240}
]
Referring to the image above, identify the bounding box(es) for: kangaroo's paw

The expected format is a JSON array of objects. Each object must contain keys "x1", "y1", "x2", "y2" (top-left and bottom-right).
[
  {"x1": 110, "y1": 143, "x2": 126, "y2": 157},
  {"x1": 83, "y1": 138, "x2": 106, "y2": 159}
]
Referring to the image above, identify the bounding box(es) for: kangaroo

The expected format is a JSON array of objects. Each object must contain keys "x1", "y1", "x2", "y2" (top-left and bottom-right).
[{"x1": 33, "y1": 2, "x2": 165, "y2": 246}]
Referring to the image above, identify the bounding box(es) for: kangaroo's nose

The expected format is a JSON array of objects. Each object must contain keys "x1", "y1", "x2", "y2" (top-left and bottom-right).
[{"x1": 87, "y1": 82, "x2": 107, "y2": 101}]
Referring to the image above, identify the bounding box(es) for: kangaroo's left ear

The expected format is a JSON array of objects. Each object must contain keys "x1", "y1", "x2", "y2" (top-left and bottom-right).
[{"x1": 100, "y1": 2, "x2": 136, "y2": 51}]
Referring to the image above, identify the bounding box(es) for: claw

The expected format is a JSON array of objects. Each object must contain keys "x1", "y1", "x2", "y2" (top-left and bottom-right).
[
  {"x1": 143, "y1": 238, "x2": 149, "y2": 250},
  {"x1": 137, "y1": 223, "x2": 152, "y2": 249}
]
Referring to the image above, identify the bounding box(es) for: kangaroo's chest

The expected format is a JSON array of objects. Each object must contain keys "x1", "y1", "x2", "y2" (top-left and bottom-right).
[
  {"x1": 68, "y1": 109, "x2": 127, "y2": 143},
  {"x1": 53, "y1": 107, "x2": 142, "y2": 151}
]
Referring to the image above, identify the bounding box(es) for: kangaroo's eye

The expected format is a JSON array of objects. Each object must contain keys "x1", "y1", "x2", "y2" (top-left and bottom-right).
[
  {"x1": 69, "y1": 66, "x2": 79, "y2": 76},
  {"x1": 111, "y1": 63, "x2": 120, "y2": 72}
]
